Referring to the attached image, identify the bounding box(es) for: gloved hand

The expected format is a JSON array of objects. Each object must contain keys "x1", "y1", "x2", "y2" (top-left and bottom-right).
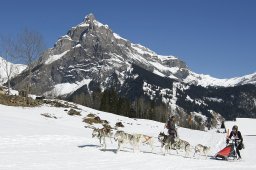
[
  {"x1": 242, "y1": 143, "x2": 245, "y2": 149},
  {"x1": 226, "y1": 139, "x2": 229, "y2": 144}
]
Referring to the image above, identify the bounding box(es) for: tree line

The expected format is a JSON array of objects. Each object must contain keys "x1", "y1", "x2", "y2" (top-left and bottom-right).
[{"x1": 68, "y1": 88, "x2": 209, "y2": 130}]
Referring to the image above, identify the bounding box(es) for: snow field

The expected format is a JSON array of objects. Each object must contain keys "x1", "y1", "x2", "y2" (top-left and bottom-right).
[{"x1": 0, "y1": 103, "x2": 256, "y2": 170}]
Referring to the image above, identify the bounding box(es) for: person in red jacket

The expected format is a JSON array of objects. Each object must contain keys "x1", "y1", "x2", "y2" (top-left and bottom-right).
[{"x1": 226, "y1": 125, "x2": 244, "y2": 159}]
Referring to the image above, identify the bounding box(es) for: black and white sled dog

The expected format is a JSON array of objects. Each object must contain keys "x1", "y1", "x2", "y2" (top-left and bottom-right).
[
  {"x1": 158, "y1": 132, "x2": 176, "y2": 155},
  {"x1": 114, "y1": 130, "x2": 140, "y2": 152},
  {"x1": 174, "y1": 137, "x2": 192, "y2": 157},
  {"x1": 158, "y1": 132, "x2": 191, "y2": 157},
  {"x1": 193, "y1": 144, "x2": 211, "y2": 159},
  {"x1": 92, "y1": 127, "x2": 113, "y2": 149},
  {"x1": 114, "y1": 130, "x2": 154, "y2": 153}
]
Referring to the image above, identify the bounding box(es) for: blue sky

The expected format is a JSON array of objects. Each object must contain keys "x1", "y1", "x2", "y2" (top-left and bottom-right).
[{"x1": 0, "y1": 0, "x2": 255, "y2": 78}]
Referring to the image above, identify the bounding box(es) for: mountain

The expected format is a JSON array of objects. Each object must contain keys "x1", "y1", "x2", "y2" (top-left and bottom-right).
[
  {"x1": 0, "y1": 56, "x2": 27, "y2": 85},
  {"x1": 184, "y1": 71, "x2": 256, "y2": 87},
  {"x1": 10, "y1": 14, "x2": 256, "y2": 128}
]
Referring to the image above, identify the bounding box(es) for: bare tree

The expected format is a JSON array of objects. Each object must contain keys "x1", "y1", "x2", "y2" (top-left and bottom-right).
[
  {"x1": 17, "y1": 29, "x2": 46, "y2": 96},
  {"x1": 0, "y1": 36, "x2": 18, "y2": 95}
]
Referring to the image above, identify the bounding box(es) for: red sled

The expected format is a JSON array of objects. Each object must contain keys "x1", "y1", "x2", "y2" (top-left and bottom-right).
[{"x1": 214, "y1": 144, "x2": 237, "y2": 160}]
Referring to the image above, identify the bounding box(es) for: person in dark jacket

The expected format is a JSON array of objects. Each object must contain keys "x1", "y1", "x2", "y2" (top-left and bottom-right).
[
  {"x1": 226, "y1": 125, "x2": 244, "y2": 159},
  {"x1": 165, "y1": 115, "x2": 178, "y2": 141}
]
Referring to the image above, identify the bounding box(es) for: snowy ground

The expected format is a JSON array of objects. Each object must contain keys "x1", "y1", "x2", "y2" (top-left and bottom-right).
[{"x1": 0, "y1": 102, "x2": 256, "y2": 170}]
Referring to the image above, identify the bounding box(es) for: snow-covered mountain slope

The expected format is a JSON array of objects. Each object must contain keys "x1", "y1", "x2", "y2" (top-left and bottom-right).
[
  {"x1": 10, "y1": 13, "x2": 255, "y2": 95},
  {"x1": 0, "y1": 56, "x2": 27, "y2": 85},
  {"x1": 184, "y1": 71, "x2": 256, "y2": 87},
  {"x1": 9, "y1": 13, "x2": 256, "y2": 123},
  {"x1": 0, "y1": 102, "x2": 255, "y2": 170},
  {"x1": 8, "y1": 13, "x2": 185, "y2": 95}
]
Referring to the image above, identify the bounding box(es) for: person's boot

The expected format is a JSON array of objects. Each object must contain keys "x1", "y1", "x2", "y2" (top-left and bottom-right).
[{"x1": 237, "y1": 153, "x2": 242, "y2": 160}]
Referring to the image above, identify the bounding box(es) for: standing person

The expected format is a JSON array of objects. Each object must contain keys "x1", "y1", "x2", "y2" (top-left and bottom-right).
[
  {"x1": 165, "y1": 115, "x2": 178, "y2": 141},
  {"x1": 226, "y1": 125, "x2": 244, "y2": 159}
]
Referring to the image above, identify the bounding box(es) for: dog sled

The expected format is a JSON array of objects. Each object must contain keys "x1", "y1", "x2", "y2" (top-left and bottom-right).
[{"x1": 214, "y1": 139, "x2": 239, "y2": 161}]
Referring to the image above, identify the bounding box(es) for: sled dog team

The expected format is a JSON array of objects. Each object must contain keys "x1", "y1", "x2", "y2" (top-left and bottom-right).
[{"x1": 91, "y1": 127, "x2": 210, "y2": 158}]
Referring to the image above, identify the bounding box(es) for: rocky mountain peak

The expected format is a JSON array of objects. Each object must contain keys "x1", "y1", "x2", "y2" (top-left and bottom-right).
[
  {"x1": 8, "y1": 13, "x2": 256, "y2": 126},
  {"x1": 38, "y1": 13, "x2": 256, "y2": 89},
  {"x1": 84, "y1": 13, "x2": 96, "y2": 22}
]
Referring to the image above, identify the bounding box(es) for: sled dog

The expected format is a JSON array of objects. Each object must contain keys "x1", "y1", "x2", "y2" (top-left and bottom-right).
[
  {"x1": 114, "y1": 130, "x2": 142, "y2": 152},
  {"x1": 92, "y1": 127, "x2": 113, "y2": 149},
  {"x1": 158, "y1": 132, "x2": 176, "y2": 155},
  {"x1": 193, "y1": 144, "x2": 211, "y2": 159},
  {"x1": 174, "y1": 137, "x2": 192, "y2": 157},
  {"x1": 134, "y1": 133, "x2": 154, "y2": 152}
]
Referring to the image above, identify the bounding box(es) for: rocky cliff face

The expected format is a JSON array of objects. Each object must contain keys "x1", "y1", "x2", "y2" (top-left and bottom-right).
[
  {"x1": 11, "y1": 14, "x2": 191, "y2": 94},
  {"x1": 10, "y1": 14, "x2": 256, "y2": 129}
]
